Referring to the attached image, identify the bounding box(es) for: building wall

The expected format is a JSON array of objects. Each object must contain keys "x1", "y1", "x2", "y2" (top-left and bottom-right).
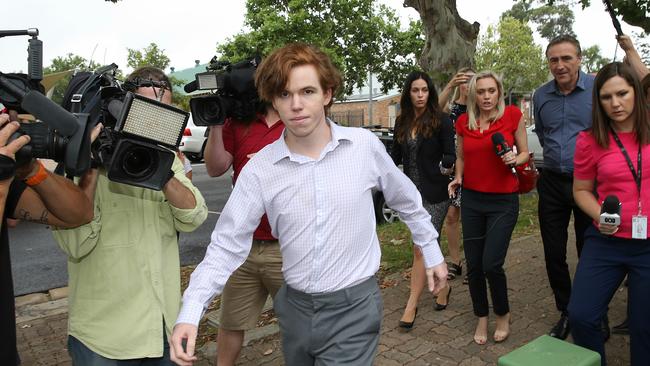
[{"x1": 329, "y1": 94, "x2": 401, "y2": 128}]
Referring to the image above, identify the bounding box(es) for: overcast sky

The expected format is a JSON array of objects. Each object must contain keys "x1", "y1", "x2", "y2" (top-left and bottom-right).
[{"x1": 0, "y1": 0, "x2": 644, "y2": 75}]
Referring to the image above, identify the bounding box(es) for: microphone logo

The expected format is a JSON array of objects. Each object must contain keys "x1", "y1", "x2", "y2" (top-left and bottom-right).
[{"x1": 491, "y1": 132, "x2": 516, "y2": 174}]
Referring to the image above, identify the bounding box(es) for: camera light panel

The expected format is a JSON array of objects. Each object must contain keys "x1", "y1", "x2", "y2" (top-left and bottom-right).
[
  {"x1": 196, "y1": 72, "x2": 219, "y2": 90},
  {"x1": 121, "y1": 94, "x2": 188, "y2": 148}
]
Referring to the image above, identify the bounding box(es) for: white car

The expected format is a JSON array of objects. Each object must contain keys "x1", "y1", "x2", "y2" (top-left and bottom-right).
[
  {"x1": 179, "y1": 115, "x2": 208, "y2": 163},
  {"x1": 526, "y1": 124, "x2": 544, "y2": 169}
]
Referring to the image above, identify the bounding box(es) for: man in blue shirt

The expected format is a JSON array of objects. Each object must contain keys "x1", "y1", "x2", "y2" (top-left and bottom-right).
[{"x1": 533, "y1": 35, "x2": 596, "y2": 340}]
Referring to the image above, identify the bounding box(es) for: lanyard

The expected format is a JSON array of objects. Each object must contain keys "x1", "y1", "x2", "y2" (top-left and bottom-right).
[{"x1": 611, "y1": 130, "x2": 642, "y2": 214}]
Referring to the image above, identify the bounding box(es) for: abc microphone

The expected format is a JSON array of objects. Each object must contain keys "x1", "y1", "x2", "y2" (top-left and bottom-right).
[
  {"x1": 491, "y1": 132, "x2": 516, "y2": 175},
  {"x1": 439, "y1": 154, "x2": 455, "y2": 175},
  {"x1": 600, "y1": 195, "x2": 621, "y2": 226}
]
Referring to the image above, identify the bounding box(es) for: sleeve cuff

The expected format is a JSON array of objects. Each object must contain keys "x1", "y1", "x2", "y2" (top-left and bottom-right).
[
  {"x1": 420, "y1": 241, "x2": 445, "y2": 269},
  {"x1": 175, "y1": 300, "x2": 206, "y2": 327},
  {"x1": 169, "y1": 204, "x2": 204, "y2": 223}
]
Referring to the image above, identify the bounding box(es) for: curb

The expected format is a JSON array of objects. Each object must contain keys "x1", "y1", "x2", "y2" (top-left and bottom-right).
[{"x1": 15, "y1": 286, "x2": 69, "y2": 323}]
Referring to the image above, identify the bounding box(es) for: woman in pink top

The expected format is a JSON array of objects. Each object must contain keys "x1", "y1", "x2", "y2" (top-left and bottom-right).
[{"x1": 568, "y1": 62, "x2": 650, "y2": 366}]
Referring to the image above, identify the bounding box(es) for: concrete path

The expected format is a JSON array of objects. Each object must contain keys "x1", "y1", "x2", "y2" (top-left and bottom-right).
[{"x1": 15, "y1": 231, "x2": 630, "y2": 365}]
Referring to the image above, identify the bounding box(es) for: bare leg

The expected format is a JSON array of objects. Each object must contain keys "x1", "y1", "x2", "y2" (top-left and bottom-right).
[
  {"x1": 445, "y1": 206, "x2": 461, "y2": 265},
  {"x1": 474, "y1": 316, "x2": 489, "y2": 345},
  {"x1": 216, "y1": 328, "x2": 245, "y2": 366},
  {"x1": 494, "y1": 312, "x2": 511, "y2": 342},
  {"x1": 400, "y1": 248, "x2": 427, "y2": 323}
]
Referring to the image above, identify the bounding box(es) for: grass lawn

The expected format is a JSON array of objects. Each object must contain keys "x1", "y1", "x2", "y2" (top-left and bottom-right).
[{"x1": 378, "y1": 192, "x2": 539, "y2": 276}]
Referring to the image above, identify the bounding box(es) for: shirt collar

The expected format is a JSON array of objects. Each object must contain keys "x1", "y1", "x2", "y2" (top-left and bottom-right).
[
  {"x1": 268, "y1": 119, "x2": 353, "y2": 163},
  {"x1": 547, "y1": 70, "x2": 588, "y2": 94}
]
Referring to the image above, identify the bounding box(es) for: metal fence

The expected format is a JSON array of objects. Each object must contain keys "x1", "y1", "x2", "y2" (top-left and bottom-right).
[{"x1": 329, "y1": 109, "x2": 365, "y2": 127}]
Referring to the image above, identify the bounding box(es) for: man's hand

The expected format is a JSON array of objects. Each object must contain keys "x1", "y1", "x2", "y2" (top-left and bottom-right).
[
  {"x1": 0, "y1": 113, "x2": 30, "y2": 186},
  {"x1": 426, "y1": 262, "x2": 449, "y2": 295},
  {"x1": 169, "y1": 323, "x2": 198, "y2": 366},
  {"x1": 0, "y1": 114, "x2": 30, "y2": 163}
]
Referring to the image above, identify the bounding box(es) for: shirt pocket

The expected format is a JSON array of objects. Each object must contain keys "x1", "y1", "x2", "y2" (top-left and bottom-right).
[{"x1": 98, "y1": 198, "x2": 137, "y2": 248}]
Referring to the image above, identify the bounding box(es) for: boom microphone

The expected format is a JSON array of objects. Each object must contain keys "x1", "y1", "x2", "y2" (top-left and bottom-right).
[
  {"x1": 183, "y1": 80, "x2": 198, "y2": 94},
  {"x1": 491, "y1": 132, "x2": 516, "y2": 175},
  {"x1": 603, "y1": 0, "x2": 623, "y2": 36}
]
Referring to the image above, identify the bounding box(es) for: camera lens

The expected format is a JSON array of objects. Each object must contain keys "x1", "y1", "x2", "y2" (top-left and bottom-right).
[
  {"x1": 189, "y1": 95, "x2": 230, "y2": 126},
  {"x1": 122, "y1": 145, "x2": 156, "y2": 180},
  {"x1": 198, "y1": 101, "x2": 223, "y2": 123}
]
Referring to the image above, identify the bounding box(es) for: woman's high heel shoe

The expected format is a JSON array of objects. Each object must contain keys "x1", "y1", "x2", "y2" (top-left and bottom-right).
[
  {"x1": 447, "y1": 261, "x2": 462, "y2": 280},
  {"x1": 434, "y1": 286, "x2": 452, "y2": 311},
  {"x1": 398, "y1": 307, "x2": 418, "y2": 330}
]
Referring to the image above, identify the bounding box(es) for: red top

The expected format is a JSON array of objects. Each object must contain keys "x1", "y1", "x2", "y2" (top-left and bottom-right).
[
  {"x1": 457, "y1": 105, "x2": 522, "y2": 193},
  {"x1": 574, "y1": 131, "x2": 650, "y2": 239},
  {"x1": 223, "y1": 115, "x2": 284, "y2": 240}
]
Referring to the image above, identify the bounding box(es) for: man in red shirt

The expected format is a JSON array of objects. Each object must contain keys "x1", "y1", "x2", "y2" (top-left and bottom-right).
[{"x1": 203, "y1": 103, "x2": 284, "y2": 366}]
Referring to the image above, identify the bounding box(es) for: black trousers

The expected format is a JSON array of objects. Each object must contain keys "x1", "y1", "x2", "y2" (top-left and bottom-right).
[
  {"x1": 537, "y1": 169, "x2": 591, "y2": 313},
  {"x1": 461, "y1": 189, "x2": 518, "y2": 317}
]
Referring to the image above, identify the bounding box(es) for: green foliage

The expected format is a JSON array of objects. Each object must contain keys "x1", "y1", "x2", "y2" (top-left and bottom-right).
[
  {"x1": 504, "y1": 0, "x2": 575, "y2": 41},
  {"x1": 217, "y1": 0, "x2": 424, "y2": 95},
  {"x1": 474, "y1": 17, "x2": 548, "y2": 94},
  {"x1": 126, "y1": 42, "x2": 171, "y2": 70},
  {"x1": 125, "y1": 43, "x2": 190, "y2": 108},
  {"x1": 547, "y1": 0, "x2": 650, "y2": 33},
  {"x1": 582, "y1": 45, "x2": 611, "y2": 73},
  {"x1": 43, "y1": 53, "x2": 100, "y2": 105}
]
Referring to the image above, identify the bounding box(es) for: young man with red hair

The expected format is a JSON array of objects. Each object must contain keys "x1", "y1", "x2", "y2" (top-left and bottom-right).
[{"x1": 170, "y1": 43, "x2": 448, "y2": 366}]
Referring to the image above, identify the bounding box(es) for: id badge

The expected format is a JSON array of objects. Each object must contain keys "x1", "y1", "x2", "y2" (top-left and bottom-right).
[{"x1": 632, "y1": 215, "x2": 648, "y2": 239}]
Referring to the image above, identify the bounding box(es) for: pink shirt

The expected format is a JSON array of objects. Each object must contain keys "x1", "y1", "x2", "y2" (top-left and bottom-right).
[{"x1": 574, "y1": 131, "x2": 650, "y2": 239}]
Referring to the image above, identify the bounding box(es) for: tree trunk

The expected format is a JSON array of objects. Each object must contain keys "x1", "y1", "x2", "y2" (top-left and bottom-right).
[{"x1": 404, "y1": 0, "x2": 481, "y2": 89}]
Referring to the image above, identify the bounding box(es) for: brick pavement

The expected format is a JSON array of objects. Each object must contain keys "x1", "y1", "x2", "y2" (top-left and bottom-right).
[{"x1": 16, "y1": 232, "x2": 630, "y2": 365}]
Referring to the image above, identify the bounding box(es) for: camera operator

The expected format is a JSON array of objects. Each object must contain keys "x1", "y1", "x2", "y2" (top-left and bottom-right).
[
  {"x1": 203, "y1": 98, "x2": 284, "y2": 365},
  {"x1": 1, "y1": 112, "x2": 95, "y2": 365},
  {"x1": 52, "y1": 67, "x2": 208, "y2": 365}
]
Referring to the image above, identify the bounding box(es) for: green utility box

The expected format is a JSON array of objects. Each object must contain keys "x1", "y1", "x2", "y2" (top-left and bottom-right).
[{"x1": 498, "y1": 335, "x2": 601, "y2": 366}]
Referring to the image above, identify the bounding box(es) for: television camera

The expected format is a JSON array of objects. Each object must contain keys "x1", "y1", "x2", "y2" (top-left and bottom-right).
[
  {"x1": 0, "y1": 28, "x2": 92, "y2": 177},
  {"x1": 184, "y1": 55, "x2": 261, "y2": 126},
  {"x1": 0, "y1": 29, "x2": 189, "y2": 190},
  {"x1": 62, "y1": 63, "x2": 189, "y2": 190}
]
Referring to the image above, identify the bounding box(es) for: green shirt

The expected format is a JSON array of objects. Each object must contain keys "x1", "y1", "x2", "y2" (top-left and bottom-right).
[{"x1": 52, "y1": 157, "x2": 208, "y2": 359}]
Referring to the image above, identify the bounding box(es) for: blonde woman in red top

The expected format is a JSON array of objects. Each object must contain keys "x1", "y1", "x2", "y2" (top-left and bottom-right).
[{"x1": 448, "y1": 71, "x2": 529, "y2": 345}]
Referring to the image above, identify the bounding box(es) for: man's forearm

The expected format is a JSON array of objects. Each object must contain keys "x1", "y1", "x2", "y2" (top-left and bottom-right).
[
  {"x1": 77, "y1": 169, "x2": 99, "y2": 204},
  {"x1": 162, "y1": 177, "x2": 197, "y2": 209},
  {"x1": 30, "y1": 169, "x2": 94, "y2": 226},
  {"x1": 204, "y1": 126, "x2": 232, "y2": 177}
]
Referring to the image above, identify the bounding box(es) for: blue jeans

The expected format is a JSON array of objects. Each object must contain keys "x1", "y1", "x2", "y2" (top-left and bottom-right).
[
  {"x1": 67, "y1": 334, "x2": 174, "y2": 366},
  {"x1": 568, "y1": 226, "x2": 650, "y2": 366}
]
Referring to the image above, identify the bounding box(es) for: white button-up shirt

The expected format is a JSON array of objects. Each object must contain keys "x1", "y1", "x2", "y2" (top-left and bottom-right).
[{"x1": 177, "y1": 122, "x2": 443, "y2": 326}]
